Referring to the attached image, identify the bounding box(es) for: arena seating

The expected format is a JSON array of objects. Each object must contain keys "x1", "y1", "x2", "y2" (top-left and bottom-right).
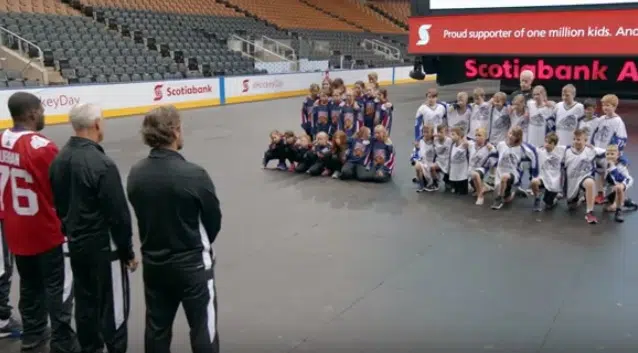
[
  {"x1": 0, "y1": 0, "x2": 410, "y2": 86},
  {"x1": 301, "y1": 0, "x2": 404, "y2": 33},
  {"x1": 368, "y1": 0, "x2": 409, "y2": 27}
]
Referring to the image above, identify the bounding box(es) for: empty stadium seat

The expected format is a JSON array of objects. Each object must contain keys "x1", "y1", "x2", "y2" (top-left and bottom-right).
[
  {"x1": 369, "y1": 0, "x2": 409, "y2": 27},
  {"x1": 302, "y1": 0, "x2": 404, "y2": 34}
]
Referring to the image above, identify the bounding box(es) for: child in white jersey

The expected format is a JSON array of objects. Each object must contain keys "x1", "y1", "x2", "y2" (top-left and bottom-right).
[
  {"x1": 591, "y1": 94, "x2": 629, "y2": 204},
  {"x1": 577, "y1": 99, "x2": 600, "y2": 142},
  {"x1": 412, "y1": 125, "x2": 436, "y2": 192},
  {"x1": 448, "y1": 127, "x2": 470, "y2": 195},
  {"x1": 414, "y1": 88, "x2": 447, "y2": 141},
  {"x1": 530, "y1": 133, "x2": 566, "y2": 211},
  {"x1": 554, "y1": 84, "x2": 585, "y2": 145},
  {"x1": 488, "y1": 92, "x2": 511, "y2": 145},
  {"x1": 603, "y1": 144, "x2": 634, "y2": 222},
  {"x1": 429, "y1": 125, "x2": 453, "y2": 192},
  {"x1": 527, "y1": 85, "x2": 556, "y2": 148},
  {"x1": 469, "y1": 127, "x2": 494, "y2": 205},
  {"x1": 563, "y1": 128, "x2": 606, "y2": 224},
  {"x1": 468, "y1": 87, "x2": 491, "y2": 140},
  {"x1": 447, "y1": 92, "x2": 471, "y2": 136},
  {"x1": 509, "y1": 94, "x2": 530, "y2": 142},
  {"x1": 488, "y1": 126, "x2": 539, "y2": 210}
]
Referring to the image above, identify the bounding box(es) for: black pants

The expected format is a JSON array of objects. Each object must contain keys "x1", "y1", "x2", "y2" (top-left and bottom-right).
[
  {"x1": 325, "y1": 155, "x2": 343, "y2": 173},
  {"x1": 0, "y1": 221, "x2": 13, "y2": 321},
  {"x1": 143, "y1": 263, "x2": 219, "y2": 353},
  {"x1": 15, "y1": 244, "x2": 78, "y2": 352},
  {"x1": 450, "y1": 179, "x2": 469, "y2": 195},
  {"x1": 340, "y1": 162, "x2": 375, "y2": 181},
  {"x1": 70, "y1": 250, "x2": 130, "y2": 353},
  {"x1": 263, "y1": 149, "x2": 285, "y2": 165}
]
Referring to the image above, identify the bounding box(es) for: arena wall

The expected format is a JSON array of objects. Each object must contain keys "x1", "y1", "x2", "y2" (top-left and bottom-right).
[{"x1": 0, "y1": 66, "x2": 435, "y2": 129}]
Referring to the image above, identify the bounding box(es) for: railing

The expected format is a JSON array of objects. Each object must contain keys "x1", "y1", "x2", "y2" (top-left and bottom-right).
[
  {"x1": 229, "y1": 35, "x2": 298, "y2": 72},
  {"x1": 261, "y1": 36, "x2": 297, "y2": 61},
  {"x1": 360, "y1": 38, "x2": 401, "y2": 61},
  {"x1": 0, "y1": 27, "x2": 48, "y2": 85}
]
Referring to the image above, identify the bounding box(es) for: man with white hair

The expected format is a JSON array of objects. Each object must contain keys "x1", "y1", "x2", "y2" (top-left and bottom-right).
[
  {"x1": 510, "y1": 69, "x2": 535, "y2": 103},
  {"x1": 49, "y1": 103, "x2": 137, "y2": 353}
]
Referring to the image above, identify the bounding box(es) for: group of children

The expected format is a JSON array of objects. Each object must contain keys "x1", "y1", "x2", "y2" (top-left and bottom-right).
[
  {"x1": 411, "y1": 84, "x2": 635, "y2": 224},
  {"x1": 263, "y1": 73, "x2": 396, "y2": 183}
]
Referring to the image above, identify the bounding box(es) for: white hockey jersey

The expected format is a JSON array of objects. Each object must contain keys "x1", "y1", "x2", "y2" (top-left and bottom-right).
[
  {"x1": 527, "y1": 101, "x2": 556, "y2": 147},
  {"x1": 537, "y1": 145, "x2": 566, "y2": 192},
  {"x1": 468, "y1": 101, "x2": 491, "y2": 140},
  {"x1": 563, "y1": 145, "x2": 606, "y2": 200},
  {"x1": 554, "y1": 102, "x2": 584, "y2": 146}
]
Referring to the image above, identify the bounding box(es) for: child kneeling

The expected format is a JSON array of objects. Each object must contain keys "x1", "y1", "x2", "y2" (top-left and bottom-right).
[
  {"x1": 366, "y1": 125, "x2": 395, "y2": 183},
  {"x1": 340, "y1": 127, "x2": 372, "y2": 180}
]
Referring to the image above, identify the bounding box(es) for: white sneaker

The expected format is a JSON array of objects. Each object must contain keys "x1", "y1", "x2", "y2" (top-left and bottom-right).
[
  {"x1": 475, "y1": 197, "x2": 484, "y2": 205},
  {"x1": 331, "y1": 171, "x2": 341, "y2": 179}
]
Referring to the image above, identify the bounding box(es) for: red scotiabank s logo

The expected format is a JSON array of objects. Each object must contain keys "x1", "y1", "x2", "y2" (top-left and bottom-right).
[
  {"x1": 153, "y1": 84, "x2": 163, "y2": 101},
  {"x1": 242, "y1": 79, "x2": 250, "y2": 93}
]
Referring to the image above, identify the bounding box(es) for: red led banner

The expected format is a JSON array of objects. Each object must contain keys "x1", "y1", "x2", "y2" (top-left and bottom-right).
[{"x1": 408, "y1": 9, "x2": 638, "y2": 55}]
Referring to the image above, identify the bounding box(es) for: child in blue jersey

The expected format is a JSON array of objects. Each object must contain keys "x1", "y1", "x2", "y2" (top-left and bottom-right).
[
  {"x1": 603, "y1": 144, "x2": 636, "y2": 222},
  {"x1": 312, "y1": 90, "x2": 332, "y2": 138},
  {"x1": 263, "y1": 130, "x2": 287, "y2": 170},
  {"x1": 306, "y1": 132, "x2": 333, "y2": 176},
  {"x1": 326, "y1": 131, "x2": 348, "y2": 179},
  {"x1": 292, "y1": 134, "x2": 314, "y2": 173},
  {"x1": 339, "y1": 127, "x2": 372, "y2": 181},
  {"x1": 374, "y1": 88, "x2": 393, "y2": 136},
  {"x1": 340, "y1": 89, "x2": 362, "y2": 138},
  {"x1": 362, "y1": 84, "x2": 377, "y2": 130},
  {"x1": 329, "y1": 91, "x2": 343, "y2": 129},
  {"x1": 366, "y1": 125, "x2": 395, "y2": 183},
  {"x1": 301, "y1": 84, "x2": 320, "y2": 138}
]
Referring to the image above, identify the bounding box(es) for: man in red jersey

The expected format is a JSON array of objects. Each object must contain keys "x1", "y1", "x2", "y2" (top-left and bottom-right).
[{"x1": 0, "y1": 92, "x2": 79, "y2": 352}]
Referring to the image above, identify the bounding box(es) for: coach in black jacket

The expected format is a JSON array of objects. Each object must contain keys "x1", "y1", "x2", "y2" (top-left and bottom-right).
[
  {"x1": 126, "y1": 105, "x2": 222, "y2": 353},
  {"x1": 49, "y1": 103, "x2": 137, "y2": 353}
]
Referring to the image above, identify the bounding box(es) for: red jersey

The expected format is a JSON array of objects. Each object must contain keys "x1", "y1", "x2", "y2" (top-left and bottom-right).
[{"x1": 0, "y1": 129, "x2": 64, "y2": 255}]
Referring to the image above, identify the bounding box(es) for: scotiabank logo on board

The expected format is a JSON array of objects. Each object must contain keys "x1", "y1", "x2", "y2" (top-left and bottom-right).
[
  {"x1": 408, "y1": 9, "x2": 638, "y2": 55},
  {"x1": 241, "y1": 78, "x2": 284, "y2": 93},
  {"x1": 153, "y1": 83, "x2": 213, "y2": 101},
  {"x1": 466, "y1": 59, "x2": 638, "y2": 82}
]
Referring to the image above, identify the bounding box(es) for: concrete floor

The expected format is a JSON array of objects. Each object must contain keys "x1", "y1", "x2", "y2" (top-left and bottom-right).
[{"x1": 1, "y1": 80, "x2": 638, "y2": 353}]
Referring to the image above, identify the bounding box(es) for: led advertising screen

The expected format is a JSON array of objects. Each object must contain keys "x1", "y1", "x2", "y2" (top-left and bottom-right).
[
  {"x1": 429, "y1": 0, "x2": 637, "y2": 10},
  {"x1": 408, "y1": 9, "x2": 638, "y2": 56}
]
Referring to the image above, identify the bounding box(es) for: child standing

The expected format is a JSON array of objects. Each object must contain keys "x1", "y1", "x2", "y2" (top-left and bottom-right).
[
  {"x1": 301, "y1": 84, "x2": 320, "y2": 137},
  {"x1": 340, "y1": 89, "x2": 363, "y2": 138},
  {"x1": 447, "y1": 92, "x2": 471, "y2": 136},
  {"x1": 488, "y1": 92, "x2": 511, "y2": 145},
  {"x1": 554, "y1": 84, "x2": 585, "y2": 145},
  {"x1": 468, "y1": 87, "x2": 490, "y2": 140},
  {"x1": 577, "y1": 99, "x2": 601, "y2": 141},
  {"x1": 527, "y1": 85, "x2": 556, "y2": 148},
  {"x1": 312, "y1": 90, "x2": 332, "y2": 138},
  {"x1": 374, "y1": 88, "x2": 393, "y2": 136},
  {"x1": 362, "y1": 84, "x2": 378, "y2": 131},
  {"x1": 430, "y1": 125, "x2": 453, "y2": 192},
  {"x1": 448, "y1": 127, "x2": 470, "y2": 195},
  {"x1": 509, "y1": 94, "x2": 530, "y2": 143},
  {"x1": 415, "y1": 88, "x2": 447, "y2": 141},
  {"x1": 530, "y1": 133, "x2": 565, "y2": 211},
  {"x1": 329, "y1": 91, "x2": 343, "y2": 129}
]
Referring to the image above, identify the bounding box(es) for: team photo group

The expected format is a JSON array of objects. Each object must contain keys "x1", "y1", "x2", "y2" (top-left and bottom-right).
[{"x1": 264, "y1": 70, "x2": 636, "y2": 224}]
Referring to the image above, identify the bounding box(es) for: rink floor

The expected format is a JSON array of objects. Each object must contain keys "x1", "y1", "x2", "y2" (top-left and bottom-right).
[{"x1": 2, "y1": 80, "x2": 638, "y2": 353}]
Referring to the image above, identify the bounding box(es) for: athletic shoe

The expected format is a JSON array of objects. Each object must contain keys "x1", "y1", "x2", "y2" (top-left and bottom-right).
[
  {"x1": 516, "y1": 186, "x2": 529, "y2": 198},
  {"x1": 331, "y1": 171, "x2": 341, "y2": 179},
  {"x1": 623, "y1": 198, "x2": 638, "y2": 212},
  {"x1": 585, "y1": 212, "x2": 598, "y2": 224},
  {"x1": 475, "y1": 197, "x2": 484, "y2": 205},
  {"x1": 533, "y1": 198, "x2": 542, "y2": 212},
  {"x1": 412, "y1": 177, "x2": 418, "y2": 183},
  {"x1": 491, "y1": 196, "x2": 504, "y2": 210},
  {"x1": 595, "y1": 193, "x2": 606, "y2": 205},
  {"x1": 425, "y1": 184, "x2": 438, "y2": 192},
  {"x1": 545, "y1": 200, "x2": 558, "y2": 210},
  {"x1": 615, "y1": 209, "x2": 624, "y2": 223},
  {"x1": 276, "y1": 162, "x2": 287, "y2": 171},
  {"x1": 288, "y1": 164, "x2": 296, "y2": 172},
  {"x1": 0, "y1": 316, "x2": 22, "y2": 339},
  {"x1": 21, "y1": 329, "x2": 50, "y2": 351}
]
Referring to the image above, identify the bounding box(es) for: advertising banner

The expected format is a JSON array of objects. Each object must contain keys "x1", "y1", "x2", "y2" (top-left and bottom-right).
[
  {"x1": 0, "y1": 78, "x2": 220, "y2": 126},
  {"x1": 408, "y1": 9, "x2": 638, "y2": 55},
  {"x1": 436, "y1": 56, "x2": 638, "y2": 97},
  {"x1": 429, "y1": 0, "x2": 637, "y2": 10}
]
